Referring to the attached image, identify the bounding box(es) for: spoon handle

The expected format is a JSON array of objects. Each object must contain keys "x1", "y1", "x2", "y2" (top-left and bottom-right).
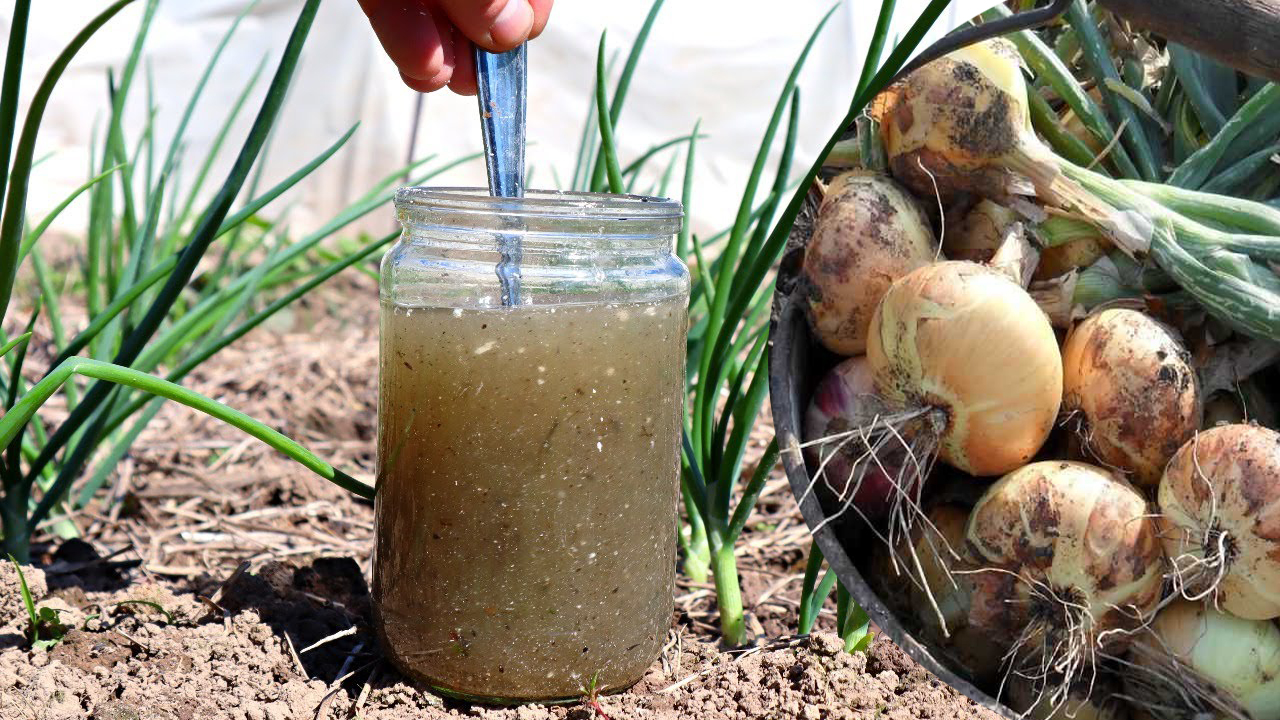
[{"x1": 475, "y1": 45, "x2": 527, "y2": 198}]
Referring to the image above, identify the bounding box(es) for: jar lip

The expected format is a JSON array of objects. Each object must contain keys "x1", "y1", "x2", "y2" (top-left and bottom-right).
[{"x1": 394, "y1": 186, "x2": 683, "y2": 221}]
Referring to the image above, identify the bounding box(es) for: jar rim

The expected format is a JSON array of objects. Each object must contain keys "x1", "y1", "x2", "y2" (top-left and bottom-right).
[{"x1": 394, "y1": 186, "x2": 683, "y2": 222}]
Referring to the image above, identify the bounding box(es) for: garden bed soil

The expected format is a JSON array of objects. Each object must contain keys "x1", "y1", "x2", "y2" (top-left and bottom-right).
[{"x1": 1, "y1": 282, "x2": 997, "y2": 719}]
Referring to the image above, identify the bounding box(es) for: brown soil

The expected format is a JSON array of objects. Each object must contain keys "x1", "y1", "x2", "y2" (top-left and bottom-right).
[{"x1": 1, "y1": 277, "x2": 998, "y2": 720}]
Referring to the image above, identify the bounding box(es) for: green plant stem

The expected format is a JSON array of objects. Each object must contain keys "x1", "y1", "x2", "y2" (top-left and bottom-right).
[
  {"x1": 18, "y1": 165, "x2": 123, "y2": 264},
  {"x1": 677, "y1": 122, "x2": 699, "y2": 261},
  {"x1": 100, "y1": 231, "x2": 397, "y2": 439},
  {"x1": 1065, "y1": 0, "x2": 1159, "y2": 181},
  {"x1": 797, "y1": 543, "x2": 825, "y2": 634},
  {"x1": 621, "y1": 133, "x2": 704, "y2": 181},
  {"x1": 1218, "y1": 98, "x2": 1280, "y2": 170},
  {"x1": 18, "y1": 0, "x2": 322, "y2": 507},
  {"x1": 710, "y1": 543, "x2": 744, "y2": 644},
  {"x1": 835, "y1": 581, "x2": 850, "y2": 636},
  {"x1": 594, "y1": 34, "x2": 625, "y2": 195},
  {"x1": 1172, "y1": 95, "x2": 1199, "y2": 167},
  {"x1": 1, "y1": 357, "x2": 372, "y2": 556},
  {"x1": 984, "y1": 3, "x2": 1139, "y2": 179},
  {"x1": 680, "y1": 480, "x2": 710, "y2": 584},
  {"x1": 0, "y1": 0, "x2": 137, "y2": 323},
  {"x1": 837, "y1": 584, "x2": 871, "y2": 652},
  {"x1": 158, "y1": 0, "x2": 260, "y2": 180},
  {"x1": 588, "y1": 0, "x2": 664, "y2": 191},
  {"x1": 724, "y1": 438, "x2": 778, "y2": 543},
  {"x1": 1026, "y1": 87, "x2": 1101, "y2": 172},
  {"x1": 0, "y1": 333, "x2": 31, "y2": 360},
  {"x1": 732, "y1": 89, "x2": 799, "y2": 311},
  {"x1": 1201, "y1": 143, "x2": 1280, "y2": 196},
  {"x1": 1168, "y1": 44, "x2": 1226, "y2": 136},
  {"x1": 0, "y1": 0, "x2": 32, "y2": 215},
  {"x1": 685, "y1": 0, "x2": 953, "y2": 644},
  {"x1": 854, "y1": 0, "x2": 895, "y2": 97},
  {"x1": 694, "y1": 13, "x2": 830, "y2": 458},
  {"x1": 1169, "y1": 84, "x2": 1280, "y2": 189}
]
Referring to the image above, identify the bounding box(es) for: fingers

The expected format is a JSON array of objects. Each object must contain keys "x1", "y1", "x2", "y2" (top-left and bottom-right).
[
  {"x1": 435, "y1": 0, "x2": 534, "y2": 52},
  {"x1": 447, "y1": 32, "x2": 478, "y2": 96},
  {"x1": 359, "y1": 0, "x2": 455, "y2": 92},
  {"x1": 438, "y1": 0, "x2": 548, "y2": 95},
  {"x1": 359, "y1": 0, "x2": 551, "y2": 95},
  {"x1": 527, "y1": 0, "x2": 553, "y2": 40}
]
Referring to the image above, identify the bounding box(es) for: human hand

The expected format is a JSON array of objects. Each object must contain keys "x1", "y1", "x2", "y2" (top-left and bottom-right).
[{"x1": 357, "y1": 0, "x2": 553, "y2": 96}]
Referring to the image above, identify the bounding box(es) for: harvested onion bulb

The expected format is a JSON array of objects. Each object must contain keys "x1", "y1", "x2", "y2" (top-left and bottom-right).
[
  {"x1": 1159, "y1": 424, "x2": 1280, "y2": 620},
  {"x1": 908, "y1": 504, "x2": 1004, "y2": 685},
  {"x1": 1033, "y1": 215, "x2": 1112, "y2": 281},
  {"x1": 800, "y1": 172, "x2": 938, "y2": 355},
  {"x1": 1126, "y1": 601, "x2": 1280, "y2": 720},
  {"x1": 947, "y1": 199, "x2": 1018, "y2": 263},
  {"x1": 803, "y1": 356, "x2": 919, "y2": 521},
  {"x1": 1035, "y1": 235, "x2": 1110, "y2": 281},
  {"x1": 1062, "y1": 308, "x2": 1202, "y2": 487},
  {"x1": 966, "y1": 462, "x2": 1163, "y2": 689},
  {"x1": 1006, "y1": 671, "x2": 1126, "y2": 720},
  {"x1": 877, "y1": 39, "x2": 1083, "y2": 206},
  {"x1": 866, "y1": 261, "x2": 1062, "y2": 476}
]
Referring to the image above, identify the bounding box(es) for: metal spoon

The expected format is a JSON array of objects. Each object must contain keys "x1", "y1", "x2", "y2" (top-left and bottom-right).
[{"x1": 475, "y1": 45, "x2": 527, "y2": 307}]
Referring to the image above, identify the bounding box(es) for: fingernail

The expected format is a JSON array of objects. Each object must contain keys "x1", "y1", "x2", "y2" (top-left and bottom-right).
[{"x1": 488, "y1": 0, "x2": 533, "y2": 47}]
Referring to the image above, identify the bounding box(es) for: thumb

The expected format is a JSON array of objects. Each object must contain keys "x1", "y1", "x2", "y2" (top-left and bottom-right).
[{"x1": 434, "y1": 0, "x2": 535, "y2": 53}]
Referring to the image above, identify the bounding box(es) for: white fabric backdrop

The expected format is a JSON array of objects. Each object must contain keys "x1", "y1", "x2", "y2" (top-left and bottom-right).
[{"x1": 3, "y1": 0, "x2": 997, "y2": 240}]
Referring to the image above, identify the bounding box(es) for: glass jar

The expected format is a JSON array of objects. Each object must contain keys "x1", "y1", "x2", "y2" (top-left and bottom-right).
[{"x1": 373, "y1": 188, "x2": 689, "y2": 703}]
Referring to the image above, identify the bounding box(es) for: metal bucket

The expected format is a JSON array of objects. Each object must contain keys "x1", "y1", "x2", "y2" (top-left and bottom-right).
[
  {"x1": 764, "y1": 7, "x2": 1081, "y2": 717},
  {"x1": 767, "y1": 268, "x2": 1017, "y2": 720}
]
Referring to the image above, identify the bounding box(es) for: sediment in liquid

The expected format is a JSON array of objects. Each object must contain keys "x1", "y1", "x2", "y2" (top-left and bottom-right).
[{"x1": 373, "y1": 298, "x2": 686, "y2": 700}]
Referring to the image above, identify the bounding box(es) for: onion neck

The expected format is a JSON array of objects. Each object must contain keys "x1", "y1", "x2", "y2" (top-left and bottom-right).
[{"x1": 1054, "y1": 160, "x2": 1164, "y2": 258}]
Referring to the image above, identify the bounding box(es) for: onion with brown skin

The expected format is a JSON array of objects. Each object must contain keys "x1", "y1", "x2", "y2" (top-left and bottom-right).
[
  {"x1": 1159, "y1": 424, "x2": 1280, "y2": 620},
  {"x1": 947, "y1": 199, "x2": 1039, "y2": 287},
  {"x1": 947, "y1": 199, "x2": 1019, "y2": 263},
  {"x1": 1062, "y1": 308, "x2": 1203, "y2": 488},
  {"x1": 1034, "y1": 234, "x2": 1110, "y2": 281},
  {"x1": 866, "y1": 261, "x2": 1063, "y2": 477},
  {"x1": 877, "y1": 39, "x2": 1096, "y2": 209},
  {"x1": 1006, "y1": 671, "x2": 1128, "y2": 720},
  {"x1": 877, "y1": 38, "x2": 1041, "y2": 204},
  {"x1": 875, "y1": 39, "x2": 1136, "y2": 253},
  {"x1": 965, "y1": 461, "x2": 1163, "y2": 703},
  {"x1": 908, "y1": 504, "x2": 1005, "y2": 686},
  {"x1": 1124, "y1": 600, "x2": 1280, "y2": 720},
  {"x1": 800, "y1": 171, "x2": 939, "y2": 356},
  {"x1": 798, "y1": 171, "x2": 942, "y2": 356},
  {"x1": 1032, "y1": 216, "x2": 1114, "y2": 281}
]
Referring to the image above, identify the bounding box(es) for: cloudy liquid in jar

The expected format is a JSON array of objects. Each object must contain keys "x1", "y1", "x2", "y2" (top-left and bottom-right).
[{"x1": 373, "y1": 297, "x2": 686, "y2": 701}]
